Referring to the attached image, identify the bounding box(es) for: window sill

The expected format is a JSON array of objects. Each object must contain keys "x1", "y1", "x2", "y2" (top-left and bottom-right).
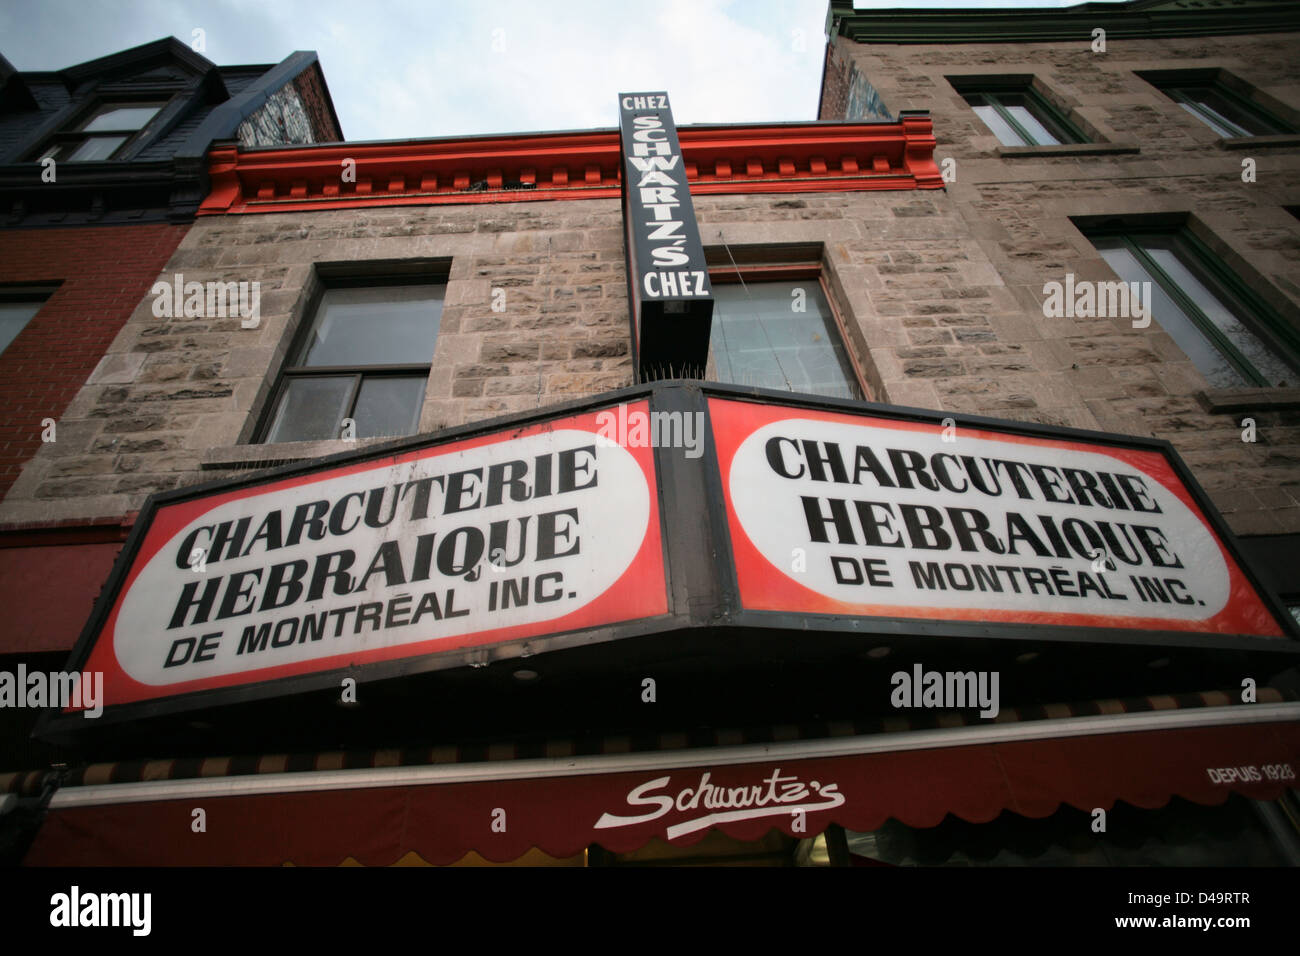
[
  {"x1": 200, "y1": 437, "x2": 407, "y2": 470},
  {"x1": 1217, "y1": 134, "x2": 1300, "y2": 150},
  {"x1": 996, "y1": 143, "x2": 1139, "y2": 158},
  {"x1": 1196, "y1": 387, "x2": 1300, "y2": 414}
]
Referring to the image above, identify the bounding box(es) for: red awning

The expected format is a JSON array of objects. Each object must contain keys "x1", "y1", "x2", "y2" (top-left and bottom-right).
[{"x1": 22, "y1": 707, "x2": 1300, "y2": 866}]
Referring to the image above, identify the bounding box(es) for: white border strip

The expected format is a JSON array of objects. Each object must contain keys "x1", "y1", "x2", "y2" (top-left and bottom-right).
[{"x1": 48, "y1": 702, "x2": 1300, "y2": 809}]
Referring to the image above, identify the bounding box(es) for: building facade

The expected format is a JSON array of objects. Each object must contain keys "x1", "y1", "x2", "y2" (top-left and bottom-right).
[
  {"x1": 0, "y1": 39, "x2": 341, "y2": 731},
  {"x1": 0, "y1": 37, "x2": 341, "y2": 503},
  {"x1": 819, "y1": 0, "x2": 1300, "y2": 604},
  {"x1": 2, "y1": 3, "x2": 1298, "y2": 867}
]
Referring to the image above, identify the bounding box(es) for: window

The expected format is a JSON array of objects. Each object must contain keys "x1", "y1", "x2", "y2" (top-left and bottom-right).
[
  {"x1": 951, "y1": 79, "x2": 1085, "y2": 147},
  {"x1": 35, "y1": 102, "x2": 164, "y2": 163},
  {"x1": 259, "y1": 282, "x2": 444, "y2": 443},
  {"x1": 1085, "y1": 227, "x2": 1299, "y2": 389},
  {"x1": 0, "y1": 289, "x2": 51, "y2": 357},
  {"x1": 1145, "y1": 77, "x2": 1293, "y2": 138},
  {"x1": 708, "y1": 273, "x2": 865, "y2": 400}
]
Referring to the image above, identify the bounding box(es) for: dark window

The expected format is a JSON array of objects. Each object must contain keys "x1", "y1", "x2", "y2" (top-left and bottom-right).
[
  {"x1": 1139, "y1": 72, "x2": 1294, "y2": 138},
  {"x1": 35, "y1": 102, "x2": 165, "y2": 163},
  {"x1": 708, "y1": 273, "x2": 865, "y2": 400},
  {"x1": 0, "y1": 289, "x2": 51, "y2": 356},
  {"x1": 259, "y1": 283, "x2": 444, "y2": 443},
  {"x1": 1085, "y1": 228, "x2": 1299, "y2": 389},
  {"x1": 951, "y1": 80, "x2": 1085, "y2": 147}
]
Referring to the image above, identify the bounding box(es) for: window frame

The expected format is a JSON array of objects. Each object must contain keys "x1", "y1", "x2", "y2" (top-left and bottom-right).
[
  {"x1": 254, "y1": 272, "x2": 447, "y2": 444},
  {"x1": 1085, "y1": 225, "x2": 1300, "y2": 388},
  {"x1": 31, "y1": 96, "x2": 171, "y2": 164},
  {"x1": 705, "y1": 262, "x2": 871, "y2": 402},
  {"x1": 1137, "y1": 70, "x2": 1296, "y2": 139},
  {"x1": 949, "y1": 77, "x2": 1088, "y2": 147}
]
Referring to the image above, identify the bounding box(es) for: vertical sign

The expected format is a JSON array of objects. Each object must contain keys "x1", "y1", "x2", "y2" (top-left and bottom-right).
[{"x1": 618, "y1": 91, "x2": 714, "y2": 379}]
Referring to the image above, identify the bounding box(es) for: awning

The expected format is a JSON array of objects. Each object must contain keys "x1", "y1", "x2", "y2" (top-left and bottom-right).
[{"x1": 18, "y1": 698, "x2": 1300, "y2": 866}]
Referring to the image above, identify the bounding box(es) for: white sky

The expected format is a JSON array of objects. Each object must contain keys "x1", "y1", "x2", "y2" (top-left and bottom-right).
[{"x1": 1, "y1": 0, "x2": 1133, "y2": 141}]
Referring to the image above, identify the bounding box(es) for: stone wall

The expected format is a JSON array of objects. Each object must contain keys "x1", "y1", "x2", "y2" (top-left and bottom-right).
[
  {"x1": 822, "y1": 29, "x2": 1300, "y2": 534},
  {"x1": 0, "y1": 188, "x2": 1029, "y2": 527}
]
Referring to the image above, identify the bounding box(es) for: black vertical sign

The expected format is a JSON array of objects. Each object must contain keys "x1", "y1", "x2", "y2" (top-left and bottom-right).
[{"x1": 618, "y1": 92, "x2": 714, "y2": 379}]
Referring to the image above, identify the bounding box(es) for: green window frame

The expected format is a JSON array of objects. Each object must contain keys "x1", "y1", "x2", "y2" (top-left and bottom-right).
[
  {"x1": 1085, "y1": 226, "x2": 1300, "y2": 389},
  {"x1": 956, "y1": 83, "x2": 1087, "y2": 147},
  {"x1": 1155, "y1": 82, "x2": 1292, "y2": 138}
]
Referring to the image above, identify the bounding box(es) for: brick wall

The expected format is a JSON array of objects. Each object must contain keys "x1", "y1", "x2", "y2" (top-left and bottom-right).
[
  {"x1": 821, "y1": 30, "x2": 1300, "y2": 534},
  {"x1": 819, "y1": 42, "x2": 851, "y2": 121},
  {"x1": 294, "y1": 63, "x2": 342, "y2": 142},
  {"x1": 0, "y1": 223, "x2": 189, "y2": 502}
]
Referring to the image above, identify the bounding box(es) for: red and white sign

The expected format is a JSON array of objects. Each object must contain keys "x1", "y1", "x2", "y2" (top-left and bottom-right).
[
  {"x1": 75, "y1": 405, "x2": 666, "y2": 709},
  {"x1": 709, "y1": 398, "x2": 1285, "y2": 637}
]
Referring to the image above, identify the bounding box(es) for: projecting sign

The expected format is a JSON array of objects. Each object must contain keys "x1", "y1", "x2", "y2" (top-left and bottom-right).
[
  {"x1": 47, "y1": 384, "x2": 1296, "y2": 731},
  {"x1": 618, "y1": 91, "x2": 714, "y2": 377},
  {"x1": 64, "y1": 405, "x2": 667, "y2": 712},
  {"x1": 708, "y1": 397, "x2": 1286, "y2": 637}
]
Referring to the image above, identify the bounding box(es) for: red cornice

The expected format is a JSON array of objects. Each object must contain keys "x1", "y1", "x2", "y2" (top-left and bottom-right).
[{"x1": 199, "y1": 118, "x2": 943, "y2": 215}]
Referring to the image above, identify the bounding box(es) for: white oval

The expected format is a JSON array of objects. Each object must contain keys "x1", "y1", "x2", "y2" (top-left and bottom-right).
[
  {"x1": 729, "y1": 418, "x2": 1229, "y2": 622},
  {"x1": 116, "y1": 430, "x2": 650, "y2": 684}
]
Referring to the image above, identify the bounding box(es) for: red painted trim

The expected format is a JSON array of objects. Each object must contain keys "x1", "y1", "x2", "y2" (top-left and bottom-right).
[{"x1": 199, "y1": 120, "x2": 943, "y2": 216}]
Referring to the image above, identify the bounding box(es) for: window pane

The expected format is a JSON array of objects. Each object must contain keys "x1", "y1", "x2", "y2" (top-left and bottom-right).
[
  {"x1": 81, "y1": 105, "x2": 161, "y2": 132},
  {"x1": 265, "y1": 376, "x2": 354, "y2": 443},
  {"x1": 67, "y1": 135, "x2": 127, "y2": 161},
  {"x1": 0, "y1": 301, "x2": 43, "y2": 356},
  {"x1": 1000, "y1": 99, "x2": 1064, "y2": 145},
  {"x1": 298, "y1": 285, "x2": 444, "y2": 367},
  {"x1": 1175, "y1": 100, "x2": 1241, "y2": 138},
  {"x1": 970, "y1": 103, "x2": 1029, "y2": 146},
  {"x1": 352, "y1": 376, "x2": 426, "y2": 438},
  {"x1": 1176, "y1": 87, "x2": 1278, "y2": 137},
  {"x1": 1142, "y1": 239, "x2": 1295, "y2": 386},
  {"x1": 710, "y1": 281, "x2": 862, "y2": 399},
  {"x1": 1094, "y1": 240, "x2": 1248, "y2": 389}
]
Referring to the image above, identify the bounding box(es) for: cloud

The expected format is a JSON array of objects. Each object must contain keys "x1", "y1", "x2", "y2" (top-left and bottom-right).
[{"x1": 1, "y1": 0, "x2": 830, "y2": 141}]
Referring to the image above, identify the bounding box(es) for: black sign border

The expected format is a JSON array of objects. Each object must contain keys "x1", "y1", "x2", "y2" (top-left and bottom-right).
[
  {"x1": 697, "y1": 383, "x2": 1300, "y2": 656},
  {"x1": 36, "y1": 385, "x2": 681, "y2": 739}
]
